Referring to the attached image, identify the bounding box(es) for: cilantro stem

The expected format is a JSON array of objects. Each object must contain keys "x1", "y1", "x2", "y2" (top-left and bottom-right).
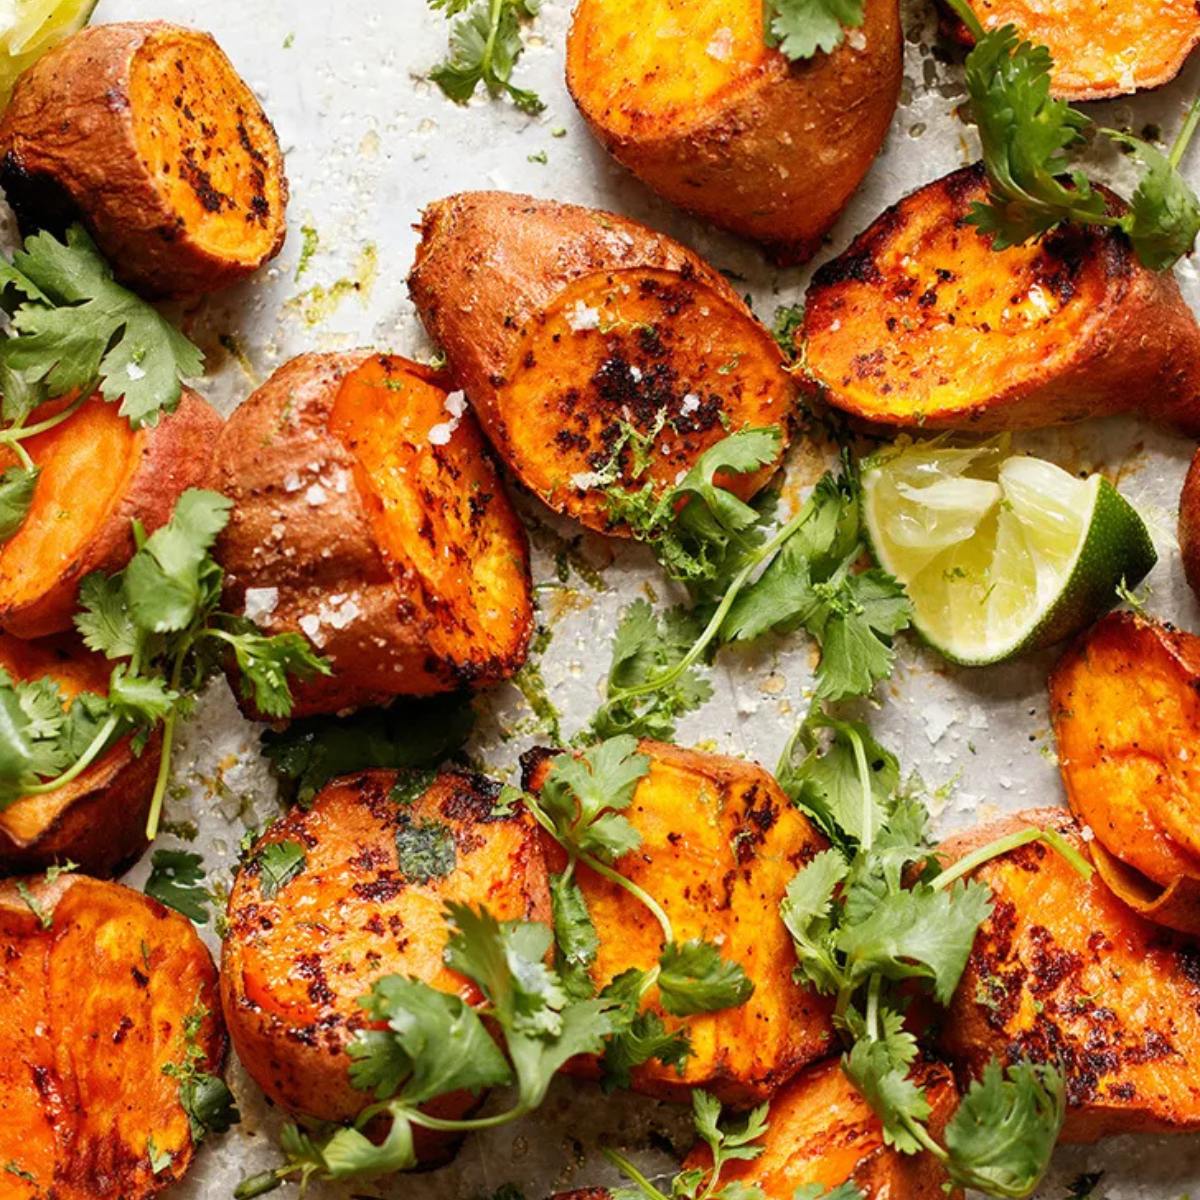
[
  {"x1": 930, "y1": 826, "x2": 1093, "y2": 894},
  {"x1": 601, "y1": 1147, "x2": 671, "y2": 1200},
  {"x1": 145, "y1": 645, "x2": 190, "y2": 840},
  {"x1": 21, "y1": 714, "x2": 119, "y2": 795},
  {"x1": 0, "y1": 391, "x2": 89, "y2": 448},
  {"x1": 480, "y1": 0, "x2": 504, "y2": 93},
  {"x1": 943, "y1": 0, "x2": 985, "y2": 40},
  {"x1": 603, "y1": 501, "x2": 818, "y2": 707},
  {"x1": 843, "y1": 719, "x2": 875, "y2": 852},
  {"x1": 1170, "y1": 95, "x2": 1200, "y2": 170}
]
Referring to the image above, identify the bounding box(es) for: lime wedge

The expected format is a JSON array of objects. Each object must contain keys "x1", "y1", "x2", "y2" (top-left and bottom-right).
[
  {"x1": 861, "y1": 438, "x2": 1157, "y2": 666},
  {"x1": 0, "y1": 0, "x2": 95, "y2": 109}
]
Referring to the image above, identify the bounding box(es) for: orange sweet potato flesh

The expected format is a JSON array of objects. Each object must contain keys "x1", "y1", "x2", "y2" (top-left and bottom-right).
[
  {"x1": 0, "y1": 22, "x2": 287, "y2": 298},
  {"x1": 943, "y1": 0, "x2": 1200, "y2": 100},
  {"x1": 686, "y1": 1059, "x2": 961, "y2": 1199},
  {"x1": 1050, "y1": 613, "x2": 1200, "y2": 933},
  {"x1": 0, "y1": 874, "x2": 224, "y2": 1198},
  {"x1": 221, "y1": 768, "x2": 551, "y2": 1160},
  {"x1": 566, "y1": 0, "x2": 901, "y2": 262},
  {"x1": 938, "y1": 808, "x2": 1200, "y2": 1141},
  {"x1": 802, "y1": 164, "x2": 1200, "y2": 433},
  {"x1": 408, "y1": 193, "x2": 796, "y2": 534},
  {"x1": 0, "y1": 389, "x2": 220, "y2": 638},
  {"x1": 523, "y1": 741, "x2": 835, "y2": 1105},
  {"x1": 215, "y1": 353, "x2": 533, "y2": 717},
  {"x1": 0, "y1": 631, "x2": 160, "y2": 876}
]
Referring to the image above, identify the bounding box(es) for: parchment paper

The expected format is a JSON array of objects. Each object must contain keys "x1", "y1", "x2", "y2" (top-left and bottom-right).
[{"x1": 81, "y1": 0, "x2": 1200, "y2": 1195}]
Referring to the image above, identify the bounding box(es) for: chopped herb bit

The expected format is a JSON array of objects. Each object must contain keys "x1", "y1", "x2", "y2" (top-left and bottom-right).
[
  {"x1": 395, "y1": 819, "x2": 457, "y2": 882},
  {"x1": 145, "y1": 849, "x2": 210, "y2": 924},
  {"x1": 254, "y1": 840, "x2": 307, "y2": 899}
]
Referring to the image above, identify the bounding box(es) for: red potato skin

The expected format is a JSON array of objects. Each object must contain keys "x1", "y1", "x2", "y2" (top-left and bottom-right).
[
  {"x1": 567, "y1": 0, "x2": 902, "y2": 263},
  {"x1": 0, "y1": 21, "x2": 288, "y2": 298},
  {"x1": 213, "y1": 351, "x2": 533, "y2": 717},
  {"x1": 0, "y1": 389, "x2": 221, "y2": 639}
]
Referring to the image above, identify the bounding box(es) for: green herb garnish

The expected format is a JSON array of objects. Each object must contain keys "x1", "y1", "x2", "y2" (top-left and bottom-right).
[
  {"x1": 145, "y1": 849, "x2": 210, "y2": 924},
  {"x1": 763, "y1": 0, "x2": 865, "y2": 61}
]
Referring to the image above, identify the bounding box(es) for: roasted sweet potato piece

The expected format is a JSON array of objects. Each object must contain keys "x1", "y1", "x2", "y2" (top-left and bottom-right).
[
  {"x1": 688, "y1": 1059, "x2": 961, "y2": 1198},
  {"x1": 942, "y1": 0, "x2": 1200, "y2": 100},
  {"x1": 0, "y1": 631, "x2": 160, "y2": 876},
  {"x1": 214, "y1": 352, "x2": 533, "y2": 717},
  {"x1": 1050, "y1": 613, "x2": 1200, "y2": 933},
  {"x1": 566, "y1": 0, "x2": 901, "y2": 263},
  {"x1": 802, "y1": 164, "x2": 1200, "y2": 433},
  {"x1": 938, "y1": 808, "x2": 1200, "y2": 1141},
  {"x1": 523, "y1": 741, "x2": 835, "y2": 1104},
  {"x1": 1179, "y1": 447, "x2": 1200, "y2": 601},
  {"x1": 0, "y1": 21, "x2": 287, "y2": 298},
  {"x1": 0, "y1": 389, "x2": 220, "y2": 638},
  {"x1": 0, "y1": 874, "x2": 224, "y2": 1198},
  {"x1": 221, "y1": 767, "x2": 551, "y2": 1160},
  {"x1": 408, "y1": 193, "x2": 796, "y2": 534}
]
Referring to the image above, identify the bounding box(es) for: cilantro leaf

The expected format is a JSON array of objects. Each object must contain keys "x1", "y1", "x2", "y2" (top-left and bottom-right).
[
  {"x1": 179, "y1": 1073, "x2": 240, "y2": 1140},
  {"x1": 74, "y1": 572, "x2": 139, "y2": 658},
  {"x1": 600, "y1": 968, "x2": 691, "y2": 1090},
  {"x1": 352, "y1": 975, "x2": 512, "y2": 1103},
  {"x1": 764, "y1": 0, "x2": 865, "y2": 60},
  {"x1": 1108, "y1": 130, "x2": 1200, "y2": 271},
  {"x1": 657, "y1": 938, "x2": 755, "y2": 1016},
  {"x1": 780, "y1": 848, "x2": 849, "y2": 995},
  {"x1": 943, "y1": 1060, "x2": 1065, "y2": 1195},
  {"x1": 549, "y1": 869, "x2": 599, "y2": 998},
  {"x1": 793, "y1": 1186, "x2": 866, "y2": 1200},
  {"x1": 0, "y1": 465, "x2": 37, "y2": 544},
  {"x1": 428, "y1": 0, "x2": 544, "y2": 113},
  {"x1": 0, "y1": 225, "x2": 203, "y2": 426},
  {"x1": 843, "y1": 1039, "x2": 931, "y2": 1154},
  {"x1": 261, "y1": 694, "x2": 474, "y2": 805},
  {"x1": 220, "y1": 624, "x2": 330, "y2": 719},
  {"x1": 144, "y1": 849, "x2": 210, "y2": 924},
  {"x1": 395, "y1": 817, "x2": 457, "y2": 882},
  {"x1": 253, "y1": 840, "x2": 306, "y2": 898}
]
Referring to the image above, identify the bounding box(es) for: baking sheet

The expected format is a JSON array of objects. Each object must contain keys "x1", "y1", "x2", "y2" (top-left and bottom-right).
[{"x1": 81, "y1": 0, "x2": 1200, "y2": 1195}]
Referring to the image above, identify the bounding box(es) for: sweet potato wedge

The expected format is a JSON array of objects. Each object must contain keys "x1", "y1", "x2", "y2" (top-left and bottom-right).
[
  {"x1": 1049, "y1": 613, "x2": 1200, "y2": 933},
  {"x1": 221, "y1": 767, "x2": 551, "y2": 1160},
  {"x1": 0, "y1": 873, "x2": 224, "y2": 1198},
  {"x1": 938, "y1": 808, "x2": 1200, "y2": 1141},
  {"x1": 566, "y1": 0, "x2": 901, "y2": 263},
  {"x1": 0, "y1": 389, "x2": 221, "y2": 638},
  {"x1": 408, "y1": 192, "x2": 796, "y2": 534},
  {"x1": 687, "y1": 1059, "x2": 961, "y2": 1198},
  {"x1": 1179, "y1": 447, "x2": 1200, "y2": 601},
  {"x1": 522, "y1": 741, "x2": 835, "y2": 1105},
  {"x1": 942, "y1": 0, "x2": 1200, "y2": 101},
  {"x1": 802, "y1": 164, "x2": 1200, "y2": 433},
  {"x1": 214, "y1": 352, "x2": 533, "y2": 717},
  {"x1": 0, "y1": 631, "x2": 160, "y2": 877},
  {"x1": 0, "y1": 21, "x2": 287, "y2": 298}
]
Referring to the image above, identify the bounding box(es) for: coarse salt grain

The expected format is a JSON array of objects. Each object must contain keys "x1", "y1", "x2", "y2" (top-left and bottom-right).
[
  {"x1": 305, "y1": 483, "x2": 327, "y2": 505},
  {"x1": 565, "y1": 299, "x2": 601, "y2": 332},
  {"x1": 243, "y1": 587, "x2": 279, "y2": 622},
  {"x1": 706, "y1": 27, "x2": 733, "y2": 60},
  {"x1": 680, "y1": 392, "x2": 700, "y2": 416}
]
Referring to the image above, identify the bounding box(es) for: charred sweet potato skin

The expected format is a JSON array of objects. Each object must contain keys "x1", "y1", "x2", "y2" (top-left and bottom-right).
[
  {"x1": 0, "y1": 875, "x2": 224, "y2": 1199},
  {"x1": 0, "y1": 21, "x2": 287, "y2": 298},
  {"x1": 939, "y1": 808, "x2": 1200, "y2": 1141},
  {"x1": 523, "y1": 741, "x2": 835, "y2": 1105},
  {"x1": 941, "y1": 0, "x2": 1200, "y2": 100},
  {"x1": 221, "y1": 768, "x2": 551, "y2": 1138},
  {"x1": 566, "y1": 0, "x2": 901, "y2": 262},
  {"x1": 688, "y1": 1058, "x2": 961, "y2": 1198},
  {"x1": 0, "y1": 632, "x2": 161, "y2": 878},
  {"x1": 0, "y1": 389, "x2": 221, "y2": 638},
  {"x1": 214, "y1": 352, "x2": 533, "y2": 717},
  {"x1": 803, "y1": 164, "x2": 1200, "y2": 433},
  {"x1": 1050, "y1": 613, "x2": 1200, "y2": 929},
  {"x1": 408, "y1": 192, "x2": 795, "y2": 533}
]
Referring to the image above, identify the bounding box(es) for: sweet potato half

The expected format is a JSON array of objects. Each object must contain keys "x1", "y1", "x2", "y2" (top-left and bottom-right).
[
  {"x1": 938, "y1": 808, "x2": 1200, "y2": 1141},
  {"x1": 802, "y1": 164, "x2": 1200, "y2": 433},
  {"x1": 0, "y1": 873, "x2": 224, "y2": 1199},
  {"x1": 0, "y1": 389, "x2": 220, "y2": 638},
  {"x1": 1179, "y1": 448, "x2": 1200, "y2": 602},
  {"x1": 0, "y1": 631, "x2": 160, "y2": 877},
  {"x1": 0, "y1": 21, "x2": 287, "y2": 298},
  {"x1": 1050, "y1": 613, "x2": 1200, "y2": 933},
  {"x1": 522, "y1": 740, "x2": 835, "y2": 1105},
  {"x1": 942, "y1": 0, "x2": 1200, "y2": 101},
  {"x1": 566, "y1": 0, "x2": 901, "y2": 263},
  {"x1": 221, "y1": 767, "x2": 550, "y2": 1161},
  {"x1": 214, "y1": 352, "x2": 533, "y2": 717},
  {"x1": 408, "y1": 192, "x2": 796, "y2": 534}
]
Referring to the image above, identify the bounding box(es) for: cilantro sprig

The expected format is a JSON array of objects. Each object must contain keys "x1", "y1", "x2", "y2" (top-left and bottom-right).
[
  {"x1": 234, "y1": 902, "x2": 615, "y2": 1194},
  {"x1": 945, "y1": 0, "x2": 1200, "y2": 269},
  {"x1": 763, "y1": 0, "x2": 865, "y2": 62},
  {"x1": 0, "y1": 225, "x2": 203, "y2": 544},
  {"x1": 0, "y1": 489, "x2": 329, "y2": 839},
  {"x1": 776, "y1": 704, "x2": 1092, "y2": 1197},
  {"x1": 426, "y1": 0, "x2": 544, "y2": 114},
  {"x1": 163, "y1": 996, "x2": 240, "y2": 1144},
  {"x1": 592, "y1": 440, "x2": 910, "y2": 739},
  {"x1": 522, "y1": 738, "x2": 755, "y2": 1087}
]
